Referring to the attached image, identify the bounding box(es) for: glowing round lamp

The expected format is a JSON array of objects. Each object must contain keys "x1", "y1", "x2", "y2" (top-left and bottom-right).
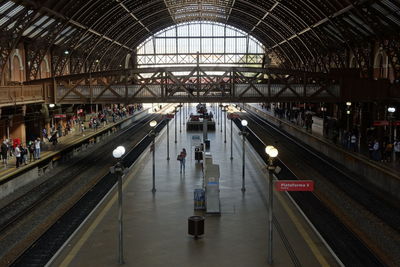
[{"x1": 149, "y1": 120, "x2": 157, "y2": 127}]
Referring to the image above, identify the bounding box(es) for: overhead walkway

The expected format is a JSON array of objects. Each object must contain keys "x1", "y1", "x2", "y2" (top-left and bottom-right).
[{"x1": 49, "y1": 104, "x2": 340, "y2": 267}]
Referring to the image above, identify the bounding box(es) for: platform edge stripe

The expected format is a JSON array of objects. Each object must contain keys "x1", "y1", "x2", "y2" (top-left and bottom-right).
[
  {"x1": 246, "y1": 143, "x2": 335, "y2": 267},
  {"x1": 50, "y1": 138, "x2": 149, "y2": 267},
  {"x1": 282, "y1": 191, "x2": 345, "y2": 267}
]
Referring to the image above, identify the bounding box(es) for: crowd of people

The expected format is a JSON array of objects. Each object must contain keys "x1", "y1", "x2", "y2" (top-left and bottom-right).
[
  {"x1": 0, "y1": 104, "x2": 143, "y2": 169},
  {"x1": 259, "y1": 103, "x2": 400, "y2": 164}
]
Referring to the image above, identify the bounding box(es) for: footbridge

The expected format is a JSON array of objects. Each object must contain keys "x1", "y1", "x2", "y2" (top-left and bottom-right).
[{"x1": 26, "y1": 66, "x2": 397, "y2": 104}]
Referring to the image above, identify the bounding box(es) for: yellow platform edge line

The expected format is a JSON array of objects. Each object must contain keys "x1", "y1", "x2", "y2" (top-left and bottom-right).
[
  {"x1": 248, "y1": 143, "x2": 330, "y2": 267},
  {"x1": 59, "y1": 150, "x2": 146, "y2": 267}
]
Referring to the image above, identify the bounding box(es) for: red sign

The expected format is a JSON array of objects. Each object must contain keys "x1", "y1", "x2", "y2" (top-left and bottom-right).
[
  {"x1": 54, "y1": 114, "x2": 66, "y2": 118},
  {"x1": 165, "y1": 114, "x2": 174, "y2": 119},
  {"x1": 373, "y1": 120, "x2": 389, "y2": 126},
  {"x1": 392, "y1": 121, "x2": 400, "y2": 126},
  {"x1": 275, "y1": 180, "x2": 314, "y2": 192}
]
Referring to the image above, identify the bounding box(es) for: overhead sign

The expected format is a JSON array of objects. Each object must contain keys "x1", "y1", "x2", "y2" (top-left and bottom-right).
[
  {"x1": 275, "y1": 180, "x2": 314, "y2": 192},
  {"x1": 54, "y1": 114, "x2": 67, "y2": 118},
  {"x1": 165, "y1": 114, "x2": 174, "y2": 119},
  {"x1": 373, "y1": 120, "x2": 389, "y2": 126}
]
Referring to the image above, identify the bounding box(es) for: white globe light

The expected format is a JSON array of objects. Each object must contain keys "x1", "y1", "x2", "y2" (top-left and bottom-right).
[
  {"x1": 265, "y1": 145, "x2": 274, "y2": 155},
  {"x1": 241, "y1": 119, "x2": 248, "y2": 127},
  {"x1": 269, "y1": 148, "x2": 278, "y2": 158},
  {"x1": 149, "y1": 120, "x2": 157, "y2": 127},
  {"x1": 388, "y1": 107, "x2": 396, "y2": 113},
  {"x1": 113, "y1": 148, "x2": 123, "y2": 158},
  {"x1": 346, "y1": 102, "x2": 352, "y2": 106},
  {"x1": 49, "y1": 104, "x2": 55, "y2": 108},
  {"x1": 116, "y1": 146, "x2": 126, "y2": 156}
]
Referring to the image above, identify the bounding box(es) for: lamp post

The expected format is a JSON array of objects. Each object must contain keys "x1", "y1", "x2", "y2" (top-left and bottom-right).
[
  {"x1": 220, "y1": 104, "x2": 223, "y2": 132},
  {"x1": 346, "y1": 102, "x2": 352, "y2": 132},
  {"x1": 388, "y1": 107, "x2": 396, "y2": 143},
  {"x1": 174, "y1": 107, "x2": 178, "y2": 143},
  {"x1": 111, "y1": 145, "x2": 126, "y2": 265},
  {"x1": 239, "y1": 119, "x2": 248, "y2": 192},
  {"x1": 223, "y1": 105, "x2": 228, "y2": 143},
  {"x1": 265, "y1": 145, "x2": 278, "y2": 265},
  {"x1": 229, "y1": 112, "x2": 233, "y2": 160},
  {"x1": 149, "y1": 120, "x2": 157, "y2": 193},
  {"x1": 321, "y1": 106, "x2": 327, "y2": 136},
  {"x1": 166, "y1": 116, "x2": 170, "y2": 160},
  {"x1": 180, "y1": 103, "x2": 182, "y2": 133}
]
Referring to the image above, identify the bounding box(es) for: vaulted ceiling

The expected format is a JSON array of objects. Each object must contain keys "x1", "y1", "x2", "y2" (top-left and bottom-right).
[{"x1": 2, "y1": 0, "x2": 400, "y2": 77}]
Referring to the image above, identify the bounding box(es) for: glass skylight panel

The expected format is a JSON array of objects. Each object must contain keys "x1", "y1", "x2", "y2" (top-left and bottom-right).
[
  {"x1": 0, "y1": 1, "x2": 15, "y2": 14},
  {"x1": 34, "y1": 16, "x2": 48, "y2": 26},
  {"x1": 166, "y1": 38, "x2": 176, "y2": 53},
  {"x1": 42, "y1": 18, "x2": 56, "y2": 29},
  {"x1": 29, "y1": 28, "x2": 44, "y2": 38},
  {"x1": 189, "y1": 23, "x2": 200, "y2": 36},
  {"x1": 23, "y1": 25, "x2": 37, "y2": 36},
  {"x1": 382, "y1": 0, "x2": 399, "y2": 11},
  {"x1": 201, "y1": 23, "x2": 213, "y2": 36},
  {"x1": 387, "y1": 14, "x2": 400, "y2": 25},
  {"x1": 6, "y1": 5, "x2": 23, "y2": 17},
  {"x1": 190, "y1": 38, "x2": 200, "y2": 52},
  {"x1": 0, "y1": 17, "x2": 9, "y2": 26},
  {"x1": 372, "y1": 3, "x2": 389, "y2": 15},
  {"x1": 213, "y1": 38, "x2": 224, "y2": 53},
  {"x1": 136, "y1": 21, "x2": 264, "y2": 66},
  {"x1": 178, "y1": 38, "x2": 189, "y2": 53},
  {"x1": 178, "y1": 24, "x2": 189, "y2": 35}
]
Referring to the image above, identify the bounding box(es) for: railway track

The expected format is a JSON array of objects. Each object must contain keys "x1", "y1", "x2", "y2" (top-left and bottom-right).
[
  {"x1": 0, "y1": 112, "x2": 167, "y2": 266},
  {"x1": 235, "y1": 108, "x2": 400, "y2": 266}
]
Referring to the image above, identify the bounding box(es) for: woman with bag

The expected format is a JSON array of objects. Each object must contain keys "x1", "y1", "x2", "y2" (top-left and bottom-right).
[{"x1": 178, "y1": 148, "x2": 187, "y2": 173}]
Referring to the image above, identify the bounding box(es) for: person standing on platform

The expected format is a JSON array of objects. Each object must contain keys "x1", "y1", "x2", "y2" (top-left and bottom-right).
[
  {"x1": 15, "y1": 145, "x2": 21, "y2": 168},
  {"x1": 178, "y1": 148, "x2": 187, "y2": 173},
  {"x1": 394, "y1": 139, "x2": 400, "y2": 163},
  {"x1": 1, "y1": 140, "x2": 8, "y2": 167},
  {"x1": 34, "y1": 138, "x2": 41, "y2": 159},
  {"x1": 28, "y1": 141, "x2": 34, "y2": 162}
]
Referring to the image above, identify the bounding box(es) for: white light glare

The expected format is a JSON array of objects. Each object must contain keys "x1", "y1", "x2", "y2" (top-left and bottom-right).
[
  {"x1": 149, "y1": 120, "x2": 157, "y2": 127},
  {"x1": 113, "y1": 146, "x2": 126, "y2": 159}
]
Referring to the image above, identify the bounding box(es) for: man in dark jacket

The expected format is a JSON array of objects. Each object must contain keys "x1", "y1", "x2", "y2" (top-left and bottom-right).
[{"x1": 1, "y1": 140, "x2": 8, "y2": 167}]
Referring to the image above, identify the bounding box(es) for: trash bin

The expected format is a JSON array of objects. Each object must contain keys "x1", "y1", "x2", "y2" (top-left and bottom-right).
[{"x1": 188, "y1": 216, "x2": 205, "y2": 239}]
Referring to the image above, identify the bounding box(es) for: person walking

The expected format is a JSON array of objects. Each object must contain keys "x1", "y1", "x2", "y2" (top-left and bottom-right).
[{"x1": 178, "y1": 148, "x2": 187, "y2": 173}]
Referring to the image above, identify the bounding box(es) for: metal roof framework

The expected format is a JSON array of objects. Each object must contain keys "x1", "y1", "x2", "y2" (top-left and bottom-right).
[{"x1": 1, "y1": 0, "x2": 400, "y2": 81}]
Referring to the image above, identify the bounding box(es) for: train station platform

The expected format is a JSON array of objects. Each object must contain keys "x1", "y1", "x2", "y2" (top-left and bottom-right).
[
  {"x1": 0, "y1": 108, "x2": 150, "y2": 205},
  {"x1": 49, "y1": 105, "x2": 341, "y2": 267},
  {"x1": 244, "y1": 103, "x2": 400, "y2": 203}
]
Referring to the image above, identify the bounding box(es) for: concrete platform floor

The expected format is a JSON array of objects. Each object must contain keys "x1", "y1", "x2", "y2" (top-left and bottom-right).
[{"x1": 51, "y1": 105, "x2": 341, "y2": 267}]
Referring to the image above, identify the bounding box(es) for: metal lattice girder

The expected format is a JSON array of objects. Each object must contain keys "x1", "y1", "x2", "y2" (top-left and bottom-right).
[
  {"x1": 25, "y1": 66, "x2": 344, "y2": 103},
  {"x1": 1, "y1": 0, "x2": 400, "y2": 80}
]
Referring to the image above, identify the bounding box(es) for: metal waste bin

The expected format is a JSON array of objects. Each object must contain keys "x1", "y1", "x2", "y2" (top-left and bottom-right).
[{"x1": 188, "y1": 216, "x2": 205, "y2": 239}]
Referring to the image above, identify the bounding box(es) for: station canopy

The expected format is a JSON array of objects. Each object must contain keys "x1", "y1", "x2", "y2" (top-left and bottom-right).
[{"x1": 1, "y1": 0, "x2": 400, "y2": 74}]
